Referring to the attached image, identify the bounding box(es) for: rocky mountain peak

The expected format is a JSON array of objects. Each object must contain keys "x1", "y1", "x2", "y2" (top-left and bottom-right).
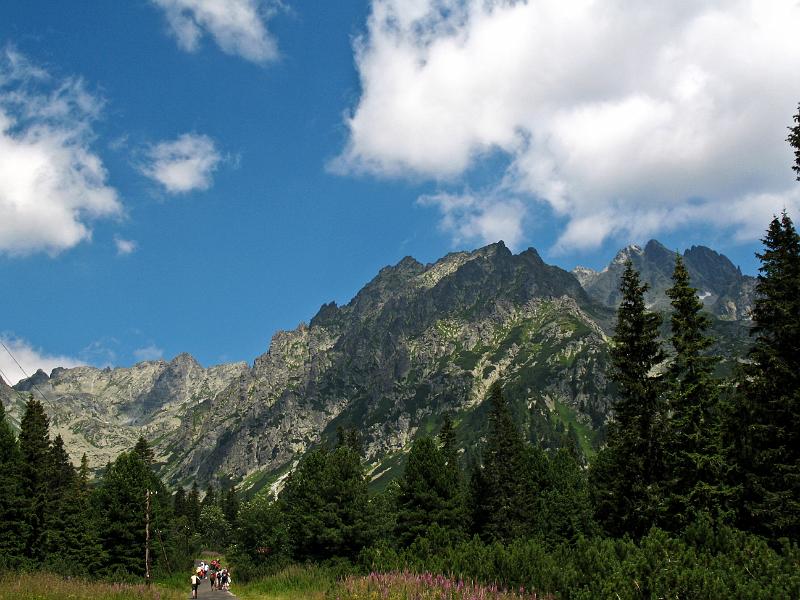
[
  {"x1": 612, "y1": 243, "x2": 643, "y2": 265},
  {"x1": 576, "y1": 239, "x2": 754, "y2": 319},
  {"x1": 15, "y1": 368, "x2": 50, "y2": 392}
]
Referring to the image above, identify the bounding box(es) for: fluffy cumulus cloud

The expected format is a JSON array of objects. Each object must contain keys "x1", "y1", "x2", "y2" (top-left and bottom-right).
[
  {"x1": 141, "y1": 133, "x2": 222, "y2": 194},
  {"x1": 0, "y1": 49, "x2": 122, "y2": 256},
  {"x1": 152, "y1": 0, "x2": 278, "y2": 63},
  {"x1": 0, "y1": 335, "x2": 83, "y2": 385},
  {"x1": 339, "y1": 0, "x2": 800, "y2": 250}
]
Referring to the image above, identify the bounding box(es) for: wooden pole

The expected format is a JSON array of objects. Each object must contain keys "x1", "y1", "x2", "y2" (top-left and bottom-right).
[{"x1": 145, "y1": 489, "x2": 151, "y2": 585}]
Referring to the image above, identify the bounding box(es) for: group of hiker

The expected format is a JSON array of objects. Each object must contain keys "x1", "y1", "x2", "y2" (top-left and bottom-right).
[{"x1": 190, "y1": 560, "x2": 231, "y2": 597}]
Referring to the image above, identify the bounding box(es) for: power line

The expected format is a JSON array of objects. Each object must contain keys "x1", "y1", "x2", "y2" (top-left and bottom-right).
[{"x1": 0, "y1": 339, "x2": 51, "y2": 404}]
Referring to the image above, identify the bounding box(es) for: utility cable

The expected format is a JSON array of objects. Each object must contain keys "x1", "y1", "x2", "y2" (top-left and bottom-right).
[{"x1": 0, "y1": 339, "x2": 51, "y2": 404}]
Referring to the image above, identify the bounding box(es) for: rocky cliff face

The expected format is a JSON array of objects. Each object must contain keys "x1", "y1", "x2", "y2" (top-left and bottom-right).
[
  {"x1": 2, "y1": 355, "x2": 247, "y2": 469},
  {"x1": 161, "y1": 243, "x2": 614, "y2": 490},
  {"x1": 2, "y1": 240, "x2": 754, "y2": 492}
]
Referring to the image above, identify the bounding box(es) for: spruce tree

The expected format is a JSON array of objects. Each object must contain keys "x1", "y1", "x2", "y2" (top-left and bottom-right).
[
  {"x1": 201, "y1": 483, "x2": 217, "y2": 510},
  {"x1": 221, "y1": 484, "x2": 239, "y2": 527},
  {"x1": 395, "y1": 436, "x2": 465, "y2": 547},
  {"x1": 0, "y1": 400, "x2": 26, "y2": 564},
  {"x1": 188, "y1": 481, "x2": 202, "y2": 524},
  {"x1": 537, "y1": 447, "x2": 596, "y2": 545},
  {"x1": 41, "y1": 434, "x2": 77, "y2": 561},
  {"x1": 94, "y1": 450, "x2": 170, "y2": 576},
  {"x1": 733, "y1": 212, "x2": 800, "y2": 540},
  {"x1": 280, "y1": 445, "x2": 371, "y2": 561},
  {"x1": 472, "y1": 382, "x2": 539, "y2": 543},
  {"x1": 173, "y1": 487, "x2": 187, "y2": 519},
  {"x1": 663, "y1": 254, "x2": 728, "y2": 528},
  {"x1": 56, "y1": 453, "x2": 105, "y2": 575},
  {"x1": 133, "y1": 435, "x2": 155, "y2": 466},
  {"x1": 789, "y1": 102, "x2": 800, "y2": 180},
  {"x1": 18, "y1": 396, "x2": 54, "y2": 561},
  {"x1": 590, "y1": 261, "x2": 665, "y2": 538}
]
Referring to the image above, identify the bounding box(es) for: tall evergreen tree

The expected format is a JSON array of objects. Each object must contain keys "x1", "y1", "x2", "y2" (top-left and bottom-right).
[
  {"x1": 663, "y1": 254, "x2": 728, "y2": 528},
  {"x1": 0, "y1": 400, "x2": 26, "y2": 564},
  {"x1": 590, "y1": 261, "x2": 665, "y2": 538},
  {"x1": 187, "y1": 481, "x2": 202, "y2": 524},
  {"x1": 55, "y1": 453, "x2": 105, "y2": 574},
  {"x1": 471, "y1": 382, "x2": 540, "y2": 543},
  {"x1": 201, "y1": 483, "x2": 217, "y2": 510},
  {"x1": 133, "y1": 435, "x2": 155, "y2": 466},
  {"x1": 221, "y1": 484, "x2": 239, "y2": 527},
  {"x1": 732, "y1": 212, "x2": 800, "y2": 540},
  {"x1": 537, "y1": 447, "x2": 596, "y2": 545},
  {"x1": 94, "y1": 450, "x2": 170, "y2": 576},
  {"x1": 280, "y1": 445, "x2": 371, "y2": 561},
  {"x1": 41, "y1": 434, "x2": 77, "y2": 560},
  {"x1": 18, "y1": 396, "x2": 54, "y2": 561},
  {"x1": 173, "y1": 487, "x2": 187, "y2": 519},
  {"x1": 789, "y1": 102, "x2": 800, "y2": 180},
  {"x1": 395, "y1": 436, "x2": 465, "y2": 546}
]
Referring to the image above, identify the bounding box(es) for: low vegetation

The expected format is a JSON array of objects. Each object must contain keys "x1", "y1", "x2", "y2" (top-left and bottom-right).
[{"x1": 0, "y1": 572, "x2": 184, "y2": 600}]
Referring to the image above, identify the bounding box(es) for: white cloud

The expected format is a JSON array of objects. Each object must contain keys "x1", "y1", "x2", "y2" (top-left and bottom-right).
[
  {"x1": 0, "y1": 335, "x2": 83, "y2": 385},
  {"x1": 114, "y1": 236, "x2": 137, "y2": 255},
  {"x1": 152, "y1": 0, "x2": 278, "y2": 63},
  {"x1": 339, "y1": 0, "x2": 800, "y2": 249},
  {"x1": 419, "y1": 192, "x2": 526, "y2": 250},
  {"x1": 0, "y1": 48, "x2": 123, "y2": 256},
  {"x1": 133, "y1": 344, "x2": 164, "y2": 362},
  {"x1": 141, "y1": 133, "x2": 222, "y2": 194}
]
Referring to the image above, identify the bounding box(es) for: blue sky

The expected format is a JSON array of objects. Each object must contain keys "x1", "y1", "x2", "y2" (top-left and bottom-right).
[{"x1": 1, "y1": 0, "x2": 799, "y2": 381}]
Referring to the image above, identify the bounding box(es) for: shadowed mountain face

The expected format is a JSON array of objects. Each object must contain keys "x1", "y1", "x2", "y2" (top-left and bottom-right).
[{"x1": 2, "y1": 240, "x2": 753, "y2": 492}]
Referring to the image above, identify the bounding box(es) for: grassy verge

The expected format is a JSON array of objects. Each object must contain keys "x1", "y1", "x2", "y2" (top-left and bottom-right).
[
  {"x1": 334, "y1": 572, "x2": 551, "y2": 600},
  {"x1": 233, "y1": 564, "x2": 335, "y2": 600},
  {"x1": 0, "y1": 572, "x2": 185, "y2": 600}
]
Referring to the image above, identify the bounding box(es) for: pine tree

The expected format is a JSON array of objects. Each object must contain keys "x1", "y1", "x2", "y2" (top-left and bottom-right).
[
  {"x1": 471, "y1": 382, "x2": 539, "y2": 543},
  {"x1": 173, "y1": 487, "x2": 187, "y2": 519},
  {"x1": 280, "y1": 445, "x2": 371, "y2": 561},
  {"x1": 133, "y1": 435, "x2": 155, "y2": 466},
  {"x1": 56, "y1": 453, "x2": 106, "y2": 575},
  {"x1": 94, "y1": 450, "x2": 170, "y2": 576},
  {"x1": 395, "y1": 436, "x2": 465, "y2": 547},
  {"x1": 663, "y1": 254, "x2": 729, "y2": 528},
  {"x1": 590, "y1": 261, "x2": 665, "y2": 538},
  {"x1": 41, "y1": 434, "x2": 77, "y2": 561},
  {"x1": 789, "y1": 102, "x2": 800, "y2": 180},
  {"x1": 187, "y1": 481, "x2": 202, "y2": 524},
  {"x1": 18, "y1": 396, "x2": 54, "y2": 561},
  {"x1": 201, "y1": 483, "x2": 217, "y2": 510},
  {"x1": 537, "y1": 447, "x2": 596, "y2": 545},
  {"x1": 732, "y1": 212, "x2": 800, "y2": 540},
  {"x1": 0, "y1": 400, "x2": 26, "y2": 564},
  {"x1": 221, "y1": 484, "x2": 239, "y2": 527}
]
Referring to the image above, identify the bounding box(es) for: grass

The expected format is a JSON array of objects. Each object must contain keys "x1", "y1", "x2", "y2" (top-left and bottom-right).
[
  {"x1": 0, "y1": 572, "x2": 185, "y2": 600},
  {"x1": 234, "y1": 564, "x2": 334, "y2": 600},
  {"x1": 334, "y1": 572, "x2": 553, "y2": 600}
]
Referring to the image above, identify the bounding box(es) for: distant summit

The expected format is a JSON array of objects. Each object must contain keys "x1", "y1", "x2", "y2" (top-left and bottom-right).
[{"x1": 573, "y1": 240, "x2": 755, "y2": 320}]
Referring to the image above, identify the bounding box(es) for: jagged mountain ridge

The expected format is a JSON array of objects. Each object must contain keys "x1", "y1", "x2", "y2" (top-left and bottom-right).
[
  {"x1": 2, "y1": 354, "x2": 247, "y2": 468},
  {"x1": 2, "y1": 239, "x2": 752, "y2": 492},
  {"x1": 574, "y1": 239, "x2": 755, "y2": 319}
]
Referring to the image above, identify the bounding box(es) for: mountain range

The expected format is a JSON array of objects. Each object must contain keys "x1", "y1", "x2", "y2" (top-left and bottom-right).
[{"x1": 1, "y1": 240, "x2": 755, "y2": 493}]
